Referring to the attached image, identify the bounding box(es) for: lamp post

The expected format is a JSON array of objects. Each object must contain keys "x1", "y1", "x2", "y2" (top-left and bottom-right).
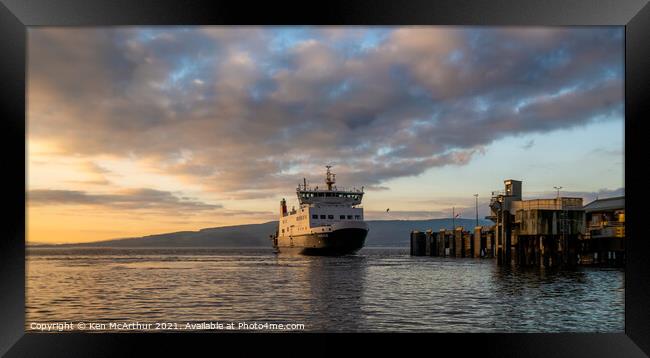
[
  {"x1": 474, "y1": 194, "x2": 479, "y2": 228},
  {"x1": 553, "y1": 186, "x2": 563, "y2": 199}
]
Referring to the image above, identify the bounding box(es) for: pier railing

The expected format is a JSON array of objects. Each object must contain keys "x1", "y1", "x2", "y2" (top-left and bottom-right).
[{"x1": 511, "y1": 198, "x2": 583, "y2": 211}]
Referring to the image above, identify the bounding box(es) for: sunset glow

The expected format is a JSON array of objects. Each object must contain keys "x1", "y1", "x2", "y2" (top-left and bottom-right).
[{"x1": 27, "y1": 26, "x2": 624, "y2": 244}]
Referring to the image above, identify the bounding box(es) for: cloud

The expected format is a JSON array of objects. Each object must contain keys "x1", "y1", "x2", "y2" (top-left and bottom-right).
[
  {"x1": 85, "y1": 162, "x2": 111, "y2": 175},
  {"x1": 525, "y1": 187, "x2": 624, "y2": 204},
  {"x1": 365, "y1": 209, "x2": 457, "y2": 220},
  {"x1": 522, "y1": 139, "x2": 535, "y2": 150},
  {"x1": 28, "y1": 188, "x2": 223, "y2": 211},
  {"x1": 589, "y1": 147, "x2": 623, "y2": 157},
  {"x1": 28, "y1": 27, "x2": 624, "y2": 198}
]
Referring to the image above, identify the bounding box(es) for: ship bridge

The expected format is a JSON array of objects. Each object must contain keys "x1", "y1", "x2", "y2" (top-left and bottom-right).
[
  {"x1": 297, "y1": 189, "x2": 364, "y2": 206},
  {"x1": 296, "y1": 166, "x2": 364, "y2": 206}
]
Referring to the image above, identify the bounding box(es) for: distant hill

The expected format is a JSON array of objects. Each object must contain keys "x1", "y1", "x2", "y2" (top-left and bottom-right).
[
  {"x1": 364, "y1": 218, "x2": 492, "y2": 246},
  {"x1": 38, "y1": 218, "x2": 493, "y2": 248}
]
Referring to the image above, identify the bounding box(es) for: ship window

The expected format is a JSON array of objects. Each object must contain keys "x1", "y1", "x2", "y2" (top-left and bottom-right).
[
  {"x1": 347, "y1": 215, "x2": 353, "y2": 219},
  {"x1": 328, "y1": 215, "x2": 334, "y2": 219},
  {"x1": 340, "y1": 215, "x2": 345, "y2": 219},
  {"x1": 281, "y1": 229, "x2": 284, "y2": 233},
  {"x1": 320, "y1": 215, "x2": 326, "y2": 219},
  {"x1": 355, "y1": 215, "x2": 361, "y2": 219},
  {"x1": 312, "y1": 214, "x2": 318, "y2": 219}
]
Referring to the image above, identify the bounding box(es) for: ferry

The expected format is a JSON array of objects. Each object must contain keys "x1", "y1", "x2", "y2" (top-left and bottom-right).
[{"x1": 270, "y1": 166, "x2": 368, "y2": 255}]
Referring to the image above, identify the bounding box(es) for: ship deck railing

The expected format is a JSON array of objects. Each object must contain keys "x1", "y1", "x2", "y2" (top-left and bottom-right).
[{"x1": 297, "y1": 187, "x2": 364, "y2": 193}]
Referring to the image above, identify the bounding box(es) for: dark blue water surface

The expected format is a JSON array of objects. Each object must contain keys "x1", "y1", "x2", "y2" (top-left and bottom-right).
[{"x1": 26, "y1": 247, "x2": 624, "y2": 332}]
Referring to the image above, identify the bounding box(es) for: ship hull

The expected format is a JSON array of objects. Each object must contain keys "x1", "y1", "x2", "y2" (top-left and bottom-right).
[{"x1": 275, "y1": 227, "x2": 368, "y2": 256}]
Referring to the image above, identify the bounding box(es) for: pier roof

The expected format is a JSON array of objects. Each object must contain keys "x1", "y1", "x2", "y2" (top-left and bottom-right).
[{"x1": 583, "y1": 196, "x2": 625, "y2": 212}]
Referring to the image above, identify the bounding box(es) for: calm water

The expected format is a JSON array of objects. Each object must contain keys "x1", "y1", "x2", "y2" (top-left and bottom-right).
[{"x1": 26, "y1": 247, "x2": 624, "y2": 332}]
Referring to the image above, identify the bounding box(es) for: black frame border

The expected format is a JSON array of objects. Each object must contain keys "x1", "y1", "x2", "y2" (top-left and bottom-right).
[{"x1": 1, "y1": 0, "x2": 649, "y2": 356}]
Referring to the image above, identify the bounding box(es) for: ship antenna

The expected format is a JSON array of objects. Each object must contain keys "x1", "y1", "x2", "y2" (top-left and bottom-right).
[
  {"x1": 325, "y1": 165, "x2": 336, "y2": 191},
  {"x1": 303, "y1": 177, "x2": 307, "y2": 190}
]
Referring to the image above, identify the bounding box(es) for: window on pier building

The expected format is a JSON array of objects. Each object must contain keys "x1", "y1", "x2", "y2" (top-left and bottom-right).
[
  {"x1": 347, "y1": 215, "x2": 353, "y2": 219},
  {"x1": 355, "y1": 215, "x2": 360, "y2": 219},
  {"x1": 312, "y1": 214, "x2": 318, "y2": 219},
  {"x1": 320, "y1": 215, "x2": 326, "y2": 219},
  {"x1": 328, "y1": 215, "x2": 334, "y2": 219},
  {"x1": 340, "y1": 215, "x2": 346, "y2": 219}
]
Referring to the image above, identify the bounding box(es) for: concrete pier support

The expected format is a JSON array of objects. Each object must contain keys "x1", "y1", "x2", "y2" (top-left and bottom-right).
[
  {"x1": 439, "y1": 229, "x2": 447, "y2": 256},
  {"x1": 503, "y1": 210, "x2": 512, "y2": 264},
  {"x1": 474, "y1": 227, "x2": 482, "y2": 258},
  {"x1": 485, "y1": 230, "x2": 493, "y2": 258},
  {"x1": 463, "y1": 231, "x2": 472, "y2": 257},
  {"x1": 454, "y1": 227, "x2": 463, "y2": 257}
]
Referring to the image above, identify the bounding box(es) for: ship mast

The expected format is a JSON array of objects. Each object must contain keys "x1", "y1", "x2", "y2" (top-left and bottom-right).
[{"x1": 325, "y1": 165, "x2": 336, "y2": 191}]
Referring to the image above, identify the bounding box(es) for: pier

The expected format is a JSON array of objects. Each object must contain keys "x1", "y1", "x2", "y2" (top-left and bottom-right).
[
  {"x1": 410, "y1": 180, "x2": 625, "y2": 267},
  {"x1": 581, "y1": 196, "x2": 625, "y2": 265},
  {"x1": 410, "y1": 226, "x2": 495, "y2": 258}
]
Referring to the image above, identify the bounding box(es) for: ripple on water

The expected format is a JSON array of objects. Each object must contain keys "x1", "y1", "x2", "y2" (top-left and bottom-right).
[{"x1": 26, "y1": 247, "x2": 624, "y2": 332}]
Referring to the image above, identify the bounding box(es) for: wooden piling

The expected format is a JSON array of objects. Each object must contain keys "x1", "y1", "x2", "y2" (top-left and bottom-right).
[
  {"x1": 425, "y1": 229, "x2": 435, "y2": 256},
  {"x1": 410, "y1": 231, "x2": 427, "y2": 256}
]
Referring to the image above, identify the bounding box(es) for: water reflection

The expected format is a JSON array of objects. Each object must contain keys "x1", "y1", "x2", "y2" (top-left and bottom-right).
[
  {"x1": 26, "y1": 247, "x2": 623, "y2": 332},
  {"x1": 489, "y1": 265, "x2": 622, "y2": 332},
  {"x1": 304, "y1": 255, "x2": 367, "y2": 331}
]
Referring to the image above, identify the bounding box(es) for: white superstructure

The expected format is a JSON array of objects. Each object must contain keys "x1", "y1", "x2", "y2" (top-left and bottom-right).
[{"x1": 273, "y1": 166, "x2": 369, "y2": 255}]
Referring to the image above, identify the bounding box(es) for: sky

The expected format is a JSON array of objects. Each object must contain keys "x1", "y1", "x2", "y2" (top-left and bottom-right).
[{"x1": 27, "y1": 26, "x2": 624, "y2": 244}]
